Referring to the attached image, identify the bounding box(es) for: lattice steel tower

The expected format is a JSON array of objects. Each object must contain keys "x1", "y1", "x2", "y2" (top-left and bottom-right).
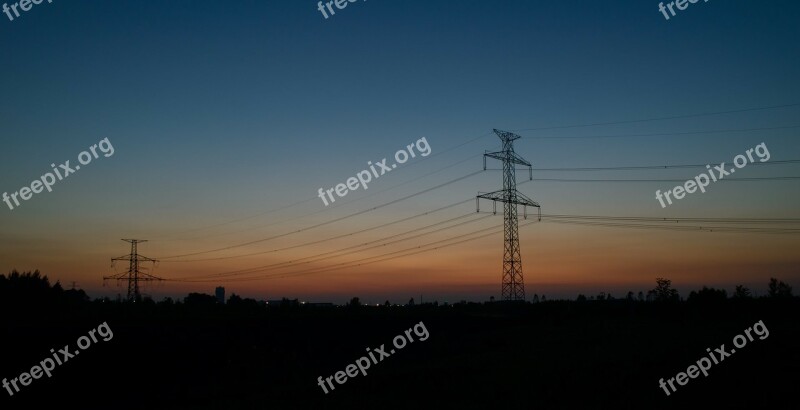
[
  {"x1": 477, "y1": 129, "x2": 541, "y2": 301},
  {"x1": 104, "y1": 239, "x2": 161, "y2": 302}
]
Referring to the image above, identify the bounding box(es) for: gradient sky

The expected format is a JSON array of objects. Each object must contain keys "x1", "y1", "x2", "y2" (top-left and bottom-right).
[{"x1": 1, "y1": 0, "x2": 799, "y2": 303}]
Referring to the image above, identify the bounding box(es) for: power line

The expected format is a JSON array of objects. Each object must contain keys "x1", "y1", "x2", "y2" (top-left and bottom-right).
[
  {"x1": 172, "y1": 212, "x2": 484, "y2": 275},
  {"x1": 152, "y1": 103, "x2": 800, "y2": 240},
  {"x1": 162, "y1": 198, "x2": 476, "y2": 262},
  {"x1": 520, "y1": 159, "x2": 800, "y2": 172},
  {"x1": 158, "y1": 170, "x2": 484, "y2": 259},
  {"x1": 150, "y1": 102, "x2": 800, "y2": 283},
  {"x1": 162, "y1": 182, "x2": 534, "y2": 277},
  {"x1": 169, "y1": 211, "x2": 799, "y2": 280},
  {"x1": 542, "y1": 219, "x2": 800, "y2": 234},
  {"x1": 169, "y1": 219, "x2": 537, "y2": 283},
  {"x1": 510, "y1": 102, "x2": 800, "y2": 132},
  {"x1": 173, "y1": 212, "x2": 494, "y2": 280},
  {"x1": 541, "y1": 214, "x2": 800, "y2": 224},
  {"x1": 518, "y1": 125, "x2": 800, "y2": 139},
  {"x1": 151, "y1": 103, "x2": 799, "y2": 240},
  {"x1": 527, "y1": 176, "x2": 800, "y2": 183},
  {"x1": 163, "y1": 208, "x2": 799, "y2": 283},
  {"x1": 154, "y1": 133, "x2": 494, "y2": 241},
  {"x1": 167, "y1": 128, "x2": 550, "y2": 284},
  {"x1": 250, "y1": 216, "x2": 798, "y2": 283},
  {"x1": 157, "y1": 151, "x2": 489, "y2": 242},
  {"x1": 152, "y1": 197, "x2": 319, "y2": 240}
]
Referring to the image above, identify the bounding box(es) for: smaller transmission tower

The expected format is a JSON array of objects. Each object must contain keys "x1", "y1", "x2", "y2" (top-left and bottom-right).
[
  {"x1": 104, "y1": 239, "x2": 161, "y2": 302},
  {"x1": 477, "y1": 129, "x2": 541, "y2": 301}
]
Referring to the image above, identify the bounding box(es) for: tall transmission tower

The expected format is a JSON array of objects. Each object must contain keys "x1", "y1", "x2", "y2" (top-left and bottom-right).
[
  {"x1": 477, "y1": 129, "x2": 541, "y2": 302},
  {"x1": 104, "y1": 239, "x2": 161, "y2": 302}
]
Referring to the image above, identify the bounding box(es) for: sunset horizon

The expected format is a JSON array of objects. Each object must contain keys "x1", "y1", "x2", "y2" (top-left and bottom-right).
[{"x1": 2, "y1": 1, "x2": 798, "y2": 408}]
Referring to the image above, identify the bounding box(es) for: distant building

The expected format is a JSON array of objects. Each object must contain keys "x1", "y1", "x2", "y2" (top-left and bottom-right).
[{"x1": 215, "y1": 287, "x2": 225, "y2": 304}]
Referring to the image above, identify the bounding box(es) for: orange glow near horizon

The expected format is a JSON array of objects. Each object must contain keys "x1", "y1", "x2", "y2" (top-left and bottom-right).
[{"x1": 4, "y1": 220, "x2": 797, "y2": 303}]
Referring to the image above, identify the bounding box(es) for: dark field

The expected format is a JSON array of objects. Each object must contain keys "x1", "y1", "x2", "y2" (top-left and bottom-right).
[{"x1": 2, "y1": 293, "x2": 798, "y2": 409}]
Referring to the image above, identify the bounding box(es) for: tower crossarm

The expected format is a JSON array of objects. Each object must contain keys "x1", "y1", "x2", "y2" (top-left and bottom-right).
[
  {"x1": 483, "y1": 151, "x2": 532, "y2": 168},
  {"x1": 477, "y1": 189, "x2": 540, "y2": 208}
]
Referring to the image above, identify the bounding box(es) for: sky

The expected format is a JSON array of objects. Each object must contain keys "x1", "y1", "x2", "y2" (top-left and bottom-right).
[{"x1": 1, "y1": 0, "x2": 799, "y2": 303}]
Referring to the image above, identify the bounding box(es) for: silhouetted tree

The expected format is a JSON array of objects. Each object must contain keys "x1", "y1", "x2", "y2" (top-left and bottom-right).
[
  {"x1": 156, "y1": 297, "x2": 174, "y2": 307},
  {"x1": 384, "y1": 300, "x2": 391, "y2": 307},
  {"x1": 348, "y1": 297, "x2": 361, "y2": 307},
  {"x1": 532, "y1": 294, "x2": 539, "y2": 303},
  {"x1": 184, "y1": 293, "x2": 218, "y2": 308},
  {"x1": 733, "y1": 285, "x2": 751, "y2": 299},
  {"x1": 228, "y1": 294, "x2": 243, "y2": 305},
  {"x1": 688, "y1": 286, "x2": 727, "y2": 303},
  {"x1": 648, "y1": 278, "x2": 679, "y2": 302},
  {"x1": 768, "y1": 278, "x2": 793, "y2": 298},
  {"x1": 626, "y1": 291, "x2": 634, "y2": 301},
  {"x1": 408, "y1": 297, "x2": 415, "y2": 306},
  {"x1": 1, "y1": 270, "x2": 51, "y2": 294},
  {"x1": 0, "y1": 270, "x2": 73, "y2": 311},
  {"x1": 637, "y1": 291, "x2": 644, "y2": 302},
  {"x1": 228, "y1": 294, "x2": 260, "y2": 310},
  {"x1": 576, "y1": 294, "x2": 587, "y2": 302},
  {"x1": 63, "y1": 288, "x2": 89, "y2": 304}
]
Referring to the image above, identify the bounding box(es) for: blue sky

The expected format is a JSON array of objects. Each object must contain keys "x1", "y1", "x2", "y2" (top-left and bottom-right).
[{"x1": 1, "y1": 0, "x2": 798, "y2": 302}]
